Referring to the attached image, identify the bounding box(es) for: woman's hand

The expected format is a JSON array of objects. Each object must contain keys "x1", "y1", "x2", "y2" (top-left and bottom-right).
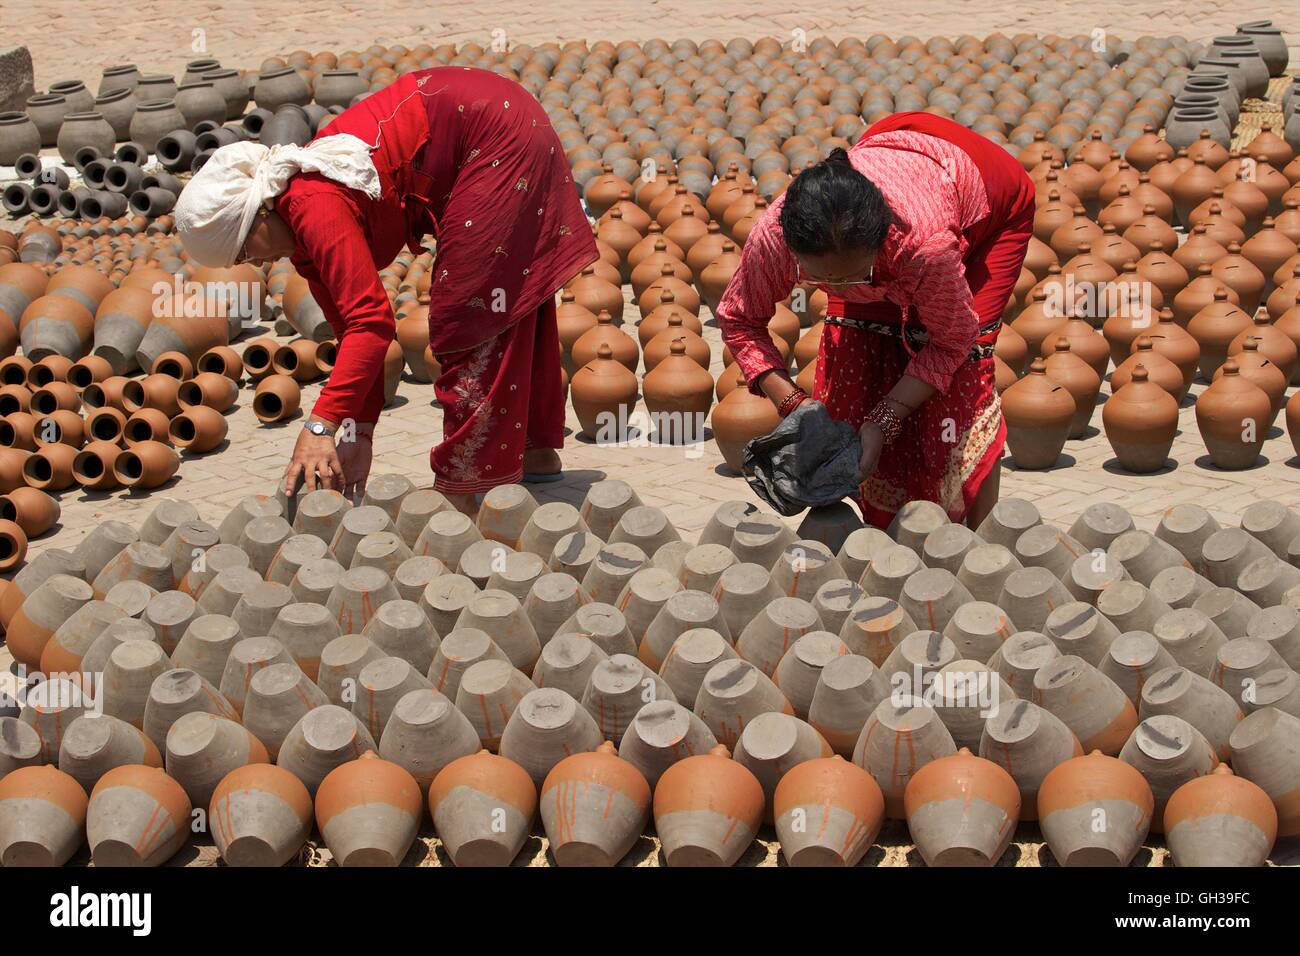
[
  {"x1": 857, "y1": 420, "x2": 884, "y2": 483},
  {"x1": 283, "y1": 420, "x2": 376, "y2": 503}
]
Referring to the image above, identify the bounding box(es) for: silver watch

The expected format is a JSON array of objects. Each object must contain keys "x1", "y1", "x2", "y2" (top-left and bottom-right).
[{"x1": 304, "y1": 420, "x2": 335, "y2": 438}]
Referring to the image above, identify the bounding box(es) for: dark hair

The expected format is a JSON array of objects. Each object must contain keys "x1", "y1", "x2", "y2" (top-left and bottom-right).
[{"x1": 779, "y1": 148, "x2": 892, "y2": 256}]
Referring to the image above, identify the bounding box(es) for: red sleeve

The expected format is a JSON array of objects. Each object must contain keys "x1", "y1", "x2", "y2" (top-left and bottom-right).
[
  {"x1": 899, "y1": 231, "x2": 978, "y2": 393},
  {"x1": 277, "y1": 182, "x2": 395, "y2": 426},
  {"x1": 716, "y1": 205, "x2": 797, "y2": 394}
]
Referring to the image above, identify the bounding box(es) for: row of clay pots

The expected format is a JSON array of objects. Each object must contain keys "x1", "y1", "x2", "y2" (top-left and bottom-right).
[{"x1": 10, "y1": 481, "x2": 1300, "y2": 863}]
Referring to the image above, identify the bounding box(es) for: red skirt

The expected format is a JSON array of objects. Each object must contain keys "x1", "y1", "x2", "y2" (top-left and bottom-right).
[{"x1": 816, "y1": 113, "x2": 1035, "y2": 528}]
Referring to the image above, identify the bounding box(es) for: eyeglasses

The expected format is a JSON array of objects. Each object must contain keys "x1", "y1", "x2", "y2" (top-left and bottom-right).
[{"x1": 794, "y1": 262, "x2": 875, "y2": 288}]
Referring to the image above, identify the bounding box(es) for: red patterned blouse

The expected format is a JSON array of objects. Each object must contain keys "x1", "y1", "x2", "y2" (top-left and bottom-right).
[{"x1": 717, "y1": 130, "x2": 992, "y2": 394}]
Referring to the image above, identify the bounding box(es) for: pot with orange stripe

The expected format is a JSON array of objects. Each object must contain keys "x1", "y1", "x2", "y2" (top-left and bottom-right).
[
  {"x1": 209, "y1": 763, "x2": 313, "y2": 867},
  {"x1": 429, "y1": 750, "x2": 537, "y2": 867},
  {"x1": 0, "y1": 764, "x2": 88, "y2": 866},
  {"x1": 1037, "y1": 750, "x2": 1154, "y2": 866},
  {"x1": 315, "y1": 750, "x2": 423, "y2": 867},
  {"x1": 1163, "y1": 764, "x2": 1277, "y2": 867},
  {"x1": 904, "y1": 747, "x2": 1021, "y2": 866},
  {"x1": 87, "y1": 764, "x2": 192, "y2": 866},
  {"x1": 540, "y1": 740, "x2": 650, "y2": 866},
  {"x1": 773, "y1": 754, "x2": 884, "y2": 867},
  {"x1": 653, "y1": 743, "x2": 764, "y2": 867}
]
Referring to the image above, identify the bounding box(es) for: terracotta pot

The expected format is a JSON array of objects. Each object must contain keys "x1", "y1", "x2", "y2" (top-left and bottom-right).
[
  {"x1": 1033, "y1": 655, "x2": 1137, "y2": 756},
  {"x1": 252, "y1": 374, "x2": 300, "y2": 423},
  {"x1": 698, "y1": 242, "x2": 742, "y2": 315},
  {"x1": 0, "y1": 765, "x2": 88, "y2": 866},
  {"x1": 314, "y1": 750, "x2": 421, "y2": 867},
  {"x1": 196, "y1": 345, "x2": 243, "y2": 381},
  {"x1": 0, "y1": 518, "x2": 26, "y2": 571},
  {"x1": 1173, "y1": 230, "x2": 1230, "y2": 282},
  {"x1": 1119, "y1": 714, "x2": 1219, "y2": 833},
  {"x1": 641, "y1": 339, "x2": 713, "y2": 444},
  {"x1": 168, "y1": 405, "x2": 228, "y2": 452},
  {"x1": 571, "y1": 310, "x2": 638, "y2": 375},
  {"x1": 6, "y1": 572, "x2": 93, "y2": 668},
  {"x1": 87, "y1": 764, "x2": 191, "y2": 866},
  {"x1": 19, "y1": 294, "x2": 93, "y2": 361},
  {"x1": 653, "y1": 743, "x2": 763, "y2": 866},
  {"x1": 113, "y1": 440, "x2": 178, "y2": 490},
  {"x1": 1041, "y1": 339, "x2": 1101, "y2": 438},
  {"x1": 0, "y1": 485, "x2": 58, "y2": 538},
  {"x1": 208, "y1": 763, "x2": 312, "y2": 867},
  {"x1": 538, "y1": 739, "x2": 649, "y2": 866},
  {"x1": 902, "y1": 746, "x2": 1020, "y2": 866},
  {"x1": 1212, "y1": 243, "x2": 1267, "y2": 316},
  {"x1": 1103, "y1": 365, "x2": 1179, "y2": 473},
  {"x1": 567, "y1": 267, "x2": 625, "y2": 324},
  {"x1": 710, "y1": 372, "x2": 779, "y2": 474},
  {"x1": 1038, "y1": 750, "x2": 1153, "y2": 865},
  {"x1": 1229, "y1": 314, "x2": 1299, "y2": 387},
  {"x1": 1001, "y1": 358, "x2": 1075, "y2": 469},
  {"x1": 1226, "y1": 708, "x2": 1300, "y2": 837},
  {"x1": 1163, "y1": 763, "x2": 1276, "y2": 866},
  {"x1": 1195, "y1": 360, "x2": 1271, "y2": 469},
  {"x1": 770, "y1": 754, "x2": 883, "y2": 866},
  {"x1": 1112, "y1": 336, "x2": 1185, "y2": 402},
  {"x1": 428, "y1": 750, "x2": 537, "y2": 866},
  {"x1": 1189, "y1": 289, "x2": 1254, "y2": 380},
  {"x1": 1011, "y1": 290, "x2": 1067, "y2": 358}
]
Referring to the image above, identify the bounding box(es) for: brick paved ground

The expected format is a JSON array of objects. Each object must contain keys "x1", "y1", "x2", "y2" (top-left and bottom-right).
[{"x1": 4, "y1": 2, "x2": 1300, "y2": 867}]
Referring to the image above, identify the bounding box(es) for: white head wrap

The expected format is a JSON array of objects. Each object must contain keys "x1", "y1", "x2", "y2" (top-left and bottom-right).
[{"x1": 173, "y1": 133, "x2": 382, "y2": 267}]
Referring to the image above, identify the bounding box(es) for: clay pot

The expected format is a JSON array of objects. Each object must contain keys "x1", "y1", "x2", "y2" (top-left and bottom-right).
[
  {"x1": 277, "y1": 705, "x2": 377, "y2": 797},
  {"x1": 19, "y1": 295, "x2": 93, "y2": 362},
  {"x1": 1011, "y1": 290, "x2": 1066, "y2": 358},
  {"x1": 168, "y1": 405, "x2": 228, "y2": 453},
  {"x1": 0, "y1": 486, "x2": 59, "y2": 537},
  {"x1": 903, "y1": 747, "x2": 1020, "y2": 866},
  {"x1": 6, "y1": 572, "x2": 93, "y2": 669},
  {"x1": 699, "y1": 242, "x2": 742, "y2": 315},
  {"x1": 771, "y1": 754, "x2": 883, "y2": 867},
  {"x1": 1195, "y1": 360, "x2": 1271, "y2": 469},
  {"x1": 428, "y1": 750, "x2": 537, "y2": 866},
  {"x1": 1112, "y1": 335, "x2": 1186, "y2": 402},
  {"x1": 1042, "y1": 340, "x2": 1100, "y2": 438},
  {"x1": 1000, "y1": 358, "x2": 1075, "y2": 469},
  {"x1": 711, "y1": 372, "x2": 779, "y2": 474},
  {"x1": 641, "y1": 339, "x2": 713, "y2": 444},
  {"x1": 653, "y1": 743, "x2": 764, "y2": 866},
  {"x1": 1189, "y1": 289, "x2": 1254, "y2": 380},
  {"x1": 1103, "y1": 365, "x2": 1179, "y2": 473},
  {"x1": 1033, "y1": 655, "x2": 1137, "y2": 756},
  {"x1": 979, "y1": 699, "x2": 1081, "y2": 820},
  {"x1": 1040, "y1": 317, "x2": 1107, "y2": 380},
  {"x1": 314, "y1": 750, "x2": 421, "y2": 866},
  {"x1": 208, "y1": 763, "x2": 312, "y2": 867},
  {"x1": 1038, "y1": 750, "x2": 1154, "y2": 865},
  {"x1": 1163, "y1": 764, "x2": 1276, "y2": 866},
  {"x1": 571, "y1": 310, "x2": 638, "y2": 374},
  {"x1": 539, "y1": 739, "x2": 650, "y2": 866},
  {"x1": 87, "y1": 764, "x2": 191, "y2": 866},
  {"x1": 0, "y1": 765, "x2": 88, "y2": 866},
  {"x1": 568, "y1": 267, "x2": 625, "y2": 324},
  {"x1": 1227, "y1": 708, "x2": 1300, "y2": 837},
  {"x1": 112, "y1": 440, "x2": 178, "y2": 490},
  {"x1": 252, "y1": 374, "x2": 300, "y2": 423},
  {"x1": 643, "y1": 316, "x2": 710, "y2": 371}
]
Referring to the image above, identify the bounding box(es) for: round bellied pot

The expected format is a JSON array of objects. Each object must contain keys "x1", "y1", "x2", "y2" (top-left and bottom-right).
[
  {"x1": 0, "y1": 112, "x2": 41, "y2": 166},
  {"x1": 54, "y1": 112, "x2": 115, "y2": 166},
  {"x1": 773, "y1": 754, "x2": 884, "y2": 867},
  {"x1": 642, "y1": 339, "x2": 714, "y2": 444},
  {"x1": 539, "y1": 740, "x2": 650, "y2": 866},
  {"x1": 904, "y1": 747, "x2": 1020, "y2": 866},
  {"x1": 1195, "y1": 360, "x2": 1271, "y2": 469},
  {"x1": 569, "y1": 344, "x2": 638, "y2": 442},
  {"x1": 315, "y1": 751, "x2": 422, "y2": 867},
  {"x1": 209, "y1": 763, "x2": 313, "y2": 867},
  {"x1": 1000, "y1": 358, "x2": 1075, "y2": 469},
  {"x1": 86, "y1": 764, "x2": 191, "y2": 866},
  {"x1": 1188, "y1": 290, "x2": 1254, "y2": 381},
  {"x1": 1042, "y1": 340, "x2": 1101, "y2": 438},
  {"x1": 1103, "y1": 365, "x2": 1179, "y2": 473},
  {"x1": 0, "y1": 764, "x2": 88, "y2": 866},
  {"x1": 428, "y1": 750, "x2": 537, "y2": 867},
  {"x1": 1163, "y1": 764, "x2": 1276, "y2": 866},
  {"x1": 653, "y1": 743, "x2": 764, "y2": 867},
  {"x1": 1037, "y1": 750, "x2": 1154, "y2": 866},
  {"x1": 711, "y1": 372, "x2": 779, "y2": 474}
]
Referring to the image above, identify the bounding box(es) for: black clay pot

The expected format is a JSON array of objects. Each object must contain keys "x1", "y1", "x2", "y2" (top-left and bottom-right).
[
  {"x1": 25, "y1": 94, "x2": 68, "y2": 147},
  {"x1": 105, "y1": 161, "x2": 145, "y2": 195},
  {"x1": 94, "y1": 88, "x2": 138, "y2": 141},
  {"x1": 259, "y1": 106, "x2": 311, "y2": 147},
  {"x1": 56, "y1": 112, "x2": 115, "y2": 166},
  {"x1": 313, "y1": 70, "x2": 367, "y2": 109},
  {"x1": 129, "y1": 100, "x2": 186, "y2": 155},
  {"x1": 202, "y1": 69, "x2": 250, "y2": 121},
  {"x1": 254, "y1": 68, "x2": 311, "y2": 111},
  {"x1": 155, "y1": 130, "x2": 197, "y2": 172},
  {"x1": 135, "y1": 75, "x2": 179, "y2": 104},
  {"x1": 48, "y1": 80, "x2": 94, "y2": 113},
  {"x1": 98, "y1": 65, "x2": 141, "y2": 96},
  {"x1": 175, "y1": 82, "x2": 227, "y2": 127},
  {"x1": 114, "y1": 141, "x2": 147, "y2": 165},
  {"x1": 0, "y1": 112, "x2": 41, "y2": 166},
  {"x1": 129, "y1": 187, "x2": 176, "y2": 218}
]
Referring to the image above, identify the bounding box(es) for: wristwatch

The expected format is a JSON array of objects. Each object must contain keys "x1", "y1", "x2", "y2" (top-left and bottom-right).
[{"x1": 304, "y1": 420, "x2": 336, "y2": 438}]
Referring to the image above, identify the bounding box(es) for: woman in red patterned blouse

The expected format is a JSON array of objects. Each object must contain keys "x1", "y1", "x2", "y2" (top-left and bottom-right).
[
  {"x1": 718, "y1": 112, "x2": 1035, "y2": 530},
  {"x1": 181, "y1": 67, "x2": 596, "y2": 517}
]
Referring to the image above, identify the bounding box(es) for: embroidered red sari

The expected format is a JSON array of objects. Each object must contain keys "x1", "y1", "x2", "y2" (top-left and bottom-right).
[{"x1": 276, "y1": 67, "x2": 596, "y2": 494}]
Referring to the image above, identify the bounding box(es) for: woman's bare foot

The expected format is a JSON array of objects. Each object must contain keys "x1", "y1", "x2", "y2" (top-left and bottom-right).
[
  {"x1": 444, "y1": 492, "x2": 479, "y2": 518},
  {"x1": 523, "y1": 447, "x2": 562, "y2": 476}
]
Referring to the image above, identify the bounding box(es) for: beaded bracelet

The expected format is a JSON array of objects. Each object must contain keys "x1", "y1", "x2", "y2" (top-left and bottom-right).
[
  {"x1": 864, "y1": 399, "x2": 905, "y2": 444},
  {"x1": 778, "y1": 389, "x2": 809, "y2": 418}
]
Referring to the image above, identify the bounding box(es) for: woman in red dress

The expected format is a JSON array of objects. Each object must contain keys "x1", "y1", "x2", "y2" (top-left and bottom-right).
[
  {"x1": 717, "y1": 112, "x2": 1034, "y2": 530},
  {"x1": 175, "y1": 67, "x2": 596, "y2": 515}
]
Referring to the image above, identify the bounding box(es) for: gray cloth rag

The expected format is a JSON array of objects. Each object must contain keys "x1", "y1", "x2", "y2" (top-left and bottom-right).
[{"x1": 741, "y1": 400, "x2": 863, "y2": 516}]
